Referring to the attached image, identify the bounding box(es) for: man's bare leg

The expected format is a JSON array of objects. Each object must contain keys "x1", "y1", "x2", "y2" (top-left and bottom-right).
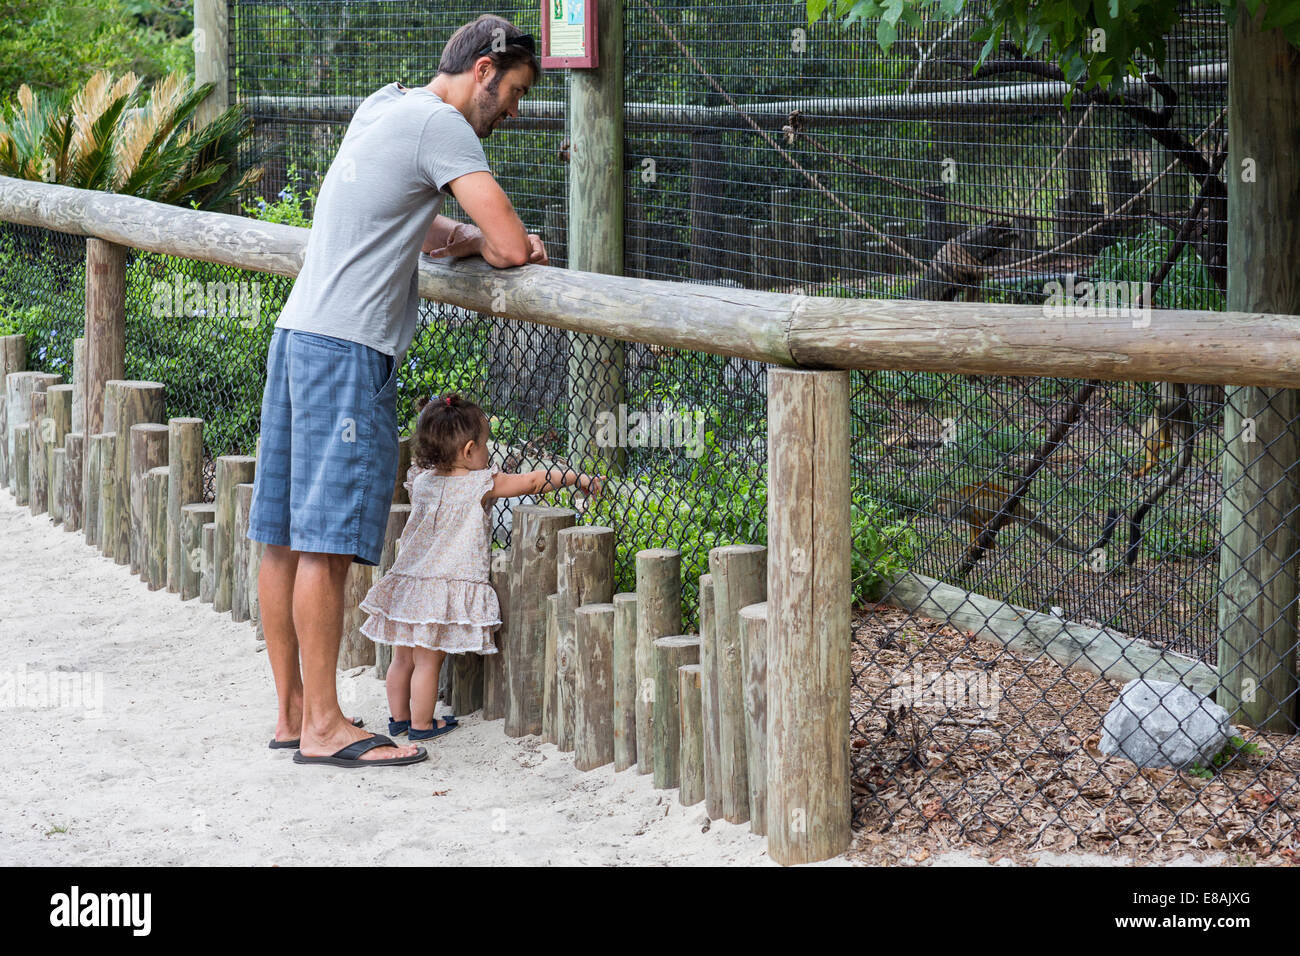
[
  {"x1": 260, "y1": 543, "x2": 304, "y2": 742},
  {"x1": 295, "y1": 551, "x2": 419, "y2": 760}
]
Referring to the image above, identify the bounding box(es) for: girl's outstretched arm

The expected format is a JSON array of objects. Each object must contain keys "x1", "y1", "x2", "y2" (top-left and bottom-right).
[{"x1": 485, "y1": 467, "x2": 604, "y2": 505}]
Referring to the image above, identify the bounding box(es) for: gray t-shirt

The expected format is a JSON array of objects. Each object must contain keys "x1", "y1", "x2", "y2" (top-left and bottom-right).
[{"x1": 274, "y1": 83, "x2": 491, "y2": 361}]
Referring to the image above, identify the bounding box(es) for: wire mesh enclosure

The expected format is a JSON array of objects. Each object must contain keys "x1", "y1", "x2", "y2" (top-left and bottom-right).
[{"x1": 1, "y1": 0, "x2": 1295, "y2": 860}]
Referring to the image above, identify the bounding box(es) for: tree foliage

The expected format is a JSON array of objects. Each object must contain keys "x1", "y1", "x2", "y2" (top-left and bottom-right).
[{"x1": 807, "y1": 0, "x2": 1300, "y2": 89}]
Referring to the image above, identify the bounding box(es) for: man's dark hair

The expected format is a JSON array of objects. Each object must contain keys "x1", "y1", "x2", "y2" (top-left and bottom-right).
[{"x1": 437, "y1": 15, "x2": 541, "y2": 87}]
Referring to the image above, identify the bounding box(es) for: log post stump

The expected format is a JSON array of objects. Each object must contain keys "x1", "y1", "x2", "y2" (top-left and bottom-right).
[
  {"x1": 62, "y1": 432, "x2": 84, "y2": 532},
  {"x1": 653, "y1": 635, "x2": 700, "y2": 790},
  {"x1": 97, "y1": 431, "x2": 117, "y2": 553},
  {"x1": 739, "y1": 601, "x2": 769, "y2": 836},
  {"x1": 678, "y1": 664, "x2": 705, "y2": 806},
  {"x1": 213, "y1": 454, "x2": 255, "y2": 612},
  {"x1": 482, "y1": 549, "x2": 511, "y2": 719},
  {"x1": 708, "y1": 543, "x2": 767, "y2": 824},
  {"x1": 13, "y1": 422, "x2": 29, "y2": 505},
  {"x1": 556, "y1": 525, "x2": 614, "y2": 750},
  {"x1": 5, "y1": 369, "x2": 57, "y2": 490},
  {"x1": 84, "y1": 433, "x2": 106, "y2": 546},
  {"x1": 612, "y1": 591, "x2": 638, "y2": 771},
  {"x1": 180, "y1": 503, "x2": 217, "y2": 601},
  {"x1": 506, "y1": 505, "x2": 576, "y2": 738},
  {"x1": 108, "y1": 380, "x2": 165, "y2": 565},
  {"x1": 144, "y1": 466, "x2": 169, "y2": 590},
  {"x1": 698, "y1": 573, "x2": 723, "y2": 818},
  {"x1": 28, "y1": 391, "x2": 49, "y2": 515},
  {"x1": 543, "y1": 593, "x2": 560, "y2": 743},
  {"x1": 635, "y1": 548, "x2": 682, "y2": 775},
  {"x1": 372, "y1": 504, "x2": 411, "y2": 679},
  {"x1": 200, "y1": 522, "x2": 216, "y2": 603},
  {"x1": 167, "y1": 418, "x2": 204, "y2": 594},
  {"x1": 130, "y1": 423, "x2": 169, "y2": 577},
  {"x1": 50, "y1": 448, "x2": 65, "y2": 524},
  {"x1": 339, "y1": 562, "x2": 375, "y2": 669},
  {"x1": 46, "y1": 384, "x2": 73, "y2": 518},
  {"x1": 574, "y1": 602, "x2": 617, "y2": 771},
  {"x1": 232, "y1": 483, "x2": 253, "y2": 621}
]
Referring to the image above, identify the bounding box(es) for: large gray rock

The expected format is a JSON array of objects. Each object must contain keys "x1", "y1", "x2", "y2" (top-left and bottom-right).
[{"x1": 1100, "y1": 679, "x2": 1233, "y2": 769}]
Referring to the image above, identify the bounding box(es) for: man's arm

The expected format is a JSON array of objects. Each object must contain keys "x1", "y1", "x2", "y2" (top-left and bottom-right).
[
  {"x1": 422, "y1": 214, "x2": 481, "y2": 257},
  {"x1": 444, "y1": 171, "x2": 535, "y2": 268}
]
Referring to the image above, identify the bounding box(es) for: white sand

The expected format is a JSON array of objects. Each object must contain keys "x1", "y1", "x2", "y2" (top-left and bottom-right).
[{"x1": 0, "y1": 490, "x2": 780, "y2": 866}]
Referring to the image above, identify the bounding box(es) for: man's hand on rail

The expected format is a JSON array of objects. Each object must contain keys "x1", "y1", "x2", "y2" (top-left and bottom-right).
[
  {"x1": 424, "y1": 220, "x2": 485, "y2": 259},
  {"x1": 526, "y1": 234, "x2": 548, "y2": 265}
]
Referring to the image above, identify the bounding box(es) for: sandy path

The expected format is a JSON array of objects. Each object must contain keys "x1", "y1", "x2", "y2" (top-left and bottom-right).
[{"x1": 0, "y1": 490, "x2": 778, "y2": 866}]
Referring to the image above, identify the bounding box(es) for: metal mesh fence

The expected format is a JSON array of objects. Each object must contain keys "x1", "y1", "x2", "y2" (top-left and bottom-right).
[{"x1": 2, "y1": 0, "x2": 1295, "y2": 859}]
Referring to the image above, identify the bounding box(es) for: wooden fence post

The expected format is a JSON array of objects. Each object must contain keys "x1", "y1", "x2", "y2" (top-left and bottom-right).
[
  {"x1": 232, "y1": 483, "x2": 253, "y2": 620},
  {"x1": 653, "y1": 635, "x2": 700, "y2": 790},
  {"x1": 574, "y1": 602, "x2": 617, "y2": 771},
  {"x1": 766, "y1": 367, "x2": 851, "y2": 865},
  {"x1": 213, "y1": 454, "x2": 255, "y2": 612},
  {"x1": 482, "y1": 549, "x2": 511, "y2": 720},
  {"x1": 167, "y1": 418, "x2": 204, "y2": 594},
  {"x1": 506, "y1": 505, "x2": 575, "y2": 737},
  {"x1": 739, "y1": 601, "x2": 769, "y2": 836},
  {"x1": 678, "y1": 664, "x2": 705, "y2": 806},
  {"x1": 84, "y1": 240, "x2": 125, "y2": 440},
  {"x1": 28, "y1": 391, "x2": 49, "y2": 515},
  {"x1": 130, "y1": 423, "x2": 169, "y2": 576},
  {"x1": 556, "y1": 525, "x2": 615, "y2": 750},
  {"x1": 0, "y1": 334, "x2": 26, "y2": 487},
  {"x1": 144, "y1": 467, "x2": 169, "y2": 590},
  {"x1": 62, "y1": 432, "x2": 84, "y2": 532},
  {"x1": 635, "y1": 548, "x2": 681, "y2": 776},
  {"x1": 612, "y1": 591, "x2": 638, "y2": 771},
  {"x1": 698, "y1": 572, "x2": 723, "y2": 818},
  {"x1": 109, "y1": 381, "x2": 165, "y2": 564},
  {"x1": 180, "y1": 502, "x2": 217, "y2": 601},
  {"x1": 372, "y1": 504, "x2": 412, "y2": 678},
  {"x1": 46, "y1": 384, "x2": 72, "y2": 517},
  {"x1": 566, "y1": 0, "x2": 625, "y2": 474}
]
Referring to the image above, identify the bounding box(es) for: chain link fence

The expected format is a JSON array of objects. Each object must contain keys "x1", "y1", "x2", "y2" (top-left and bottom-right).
[{"x1": 2, "y1": 0, "x2": 1296, "y2": 858}]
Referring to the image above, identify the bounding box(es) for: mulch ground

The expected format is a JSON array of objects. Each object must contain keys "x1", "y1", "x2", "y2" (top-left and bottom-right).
[{"x1": 846, "y1": 602, "x2": 1300, "y2": 866}]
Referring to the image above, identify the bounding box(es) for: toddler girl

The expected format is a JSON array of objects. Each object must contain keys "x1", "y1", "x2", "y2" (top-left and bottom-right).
[{"x1": 360, "y1": 393, "x2": 604, "y2": 741}]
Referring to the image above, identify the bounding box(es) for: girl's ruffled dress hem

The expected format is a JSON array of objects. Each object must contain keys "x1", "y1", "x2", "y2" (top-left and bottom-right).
[{"x1": 360, "y1": 572, "x2": 500, "y2": 654}]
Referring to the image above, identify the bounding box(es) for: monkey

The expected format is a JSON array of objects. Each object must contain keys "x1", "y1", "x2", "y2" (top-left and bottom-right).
[
  {"x1": 905, "y1": 220, "x2": 1025, "y2": 302},
  {"x1": 1133, "y1": 381, "x2": 1193, "y2": 480},
  {"x1": 939, "y1": 478, "x2": 1121, "y2": 556}
]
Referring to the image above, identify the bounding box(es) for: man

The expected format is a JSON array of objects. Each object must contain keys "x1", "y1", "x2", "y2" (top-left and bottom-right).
[{"x1": 247, "y1": 15, "x2": 547, "y2": 767}]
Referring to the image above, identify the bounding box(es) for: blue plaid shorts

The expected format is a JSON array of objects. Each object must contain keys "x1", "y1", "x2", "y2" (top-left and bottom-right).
[{"x1": 248, "y1": 327, "x2": 399, "y2": 566}]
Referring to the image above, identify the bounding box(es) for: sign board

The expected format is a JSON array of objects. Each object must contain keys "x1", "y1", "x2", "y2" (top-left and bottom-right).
[{"x1": 541, "y1": 0, "x2": 598, "y2": 69}]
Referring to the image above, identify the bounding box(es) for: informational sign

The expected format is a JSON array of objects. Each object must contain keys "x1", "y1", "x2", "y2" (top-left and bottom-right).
[{"x1": 541, "y1": 0, "x2": 598, "y2": 69}]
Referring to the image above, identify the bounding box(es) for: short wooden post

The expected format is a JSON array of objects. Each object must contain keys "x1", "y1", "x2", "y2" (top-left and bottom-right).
[
  {"x1": 130, "y1": 423, "x2": 169, "y2": 576},
  {"x1": 84, "y1": 239, "x2": 126, "y2": 440},
  {"x1": 213, "y1": 454, "x2": 255, "y2": 612},
  {"x1": 12, "y1": 422, "x2": 29, "y2": 504},
  {"x1": 247, "y1": 532, "x2": 265, "y2": 633},
  {"x1": 574, "y1": 602, "x2": 617, "y2": 771},
  {"x1": 109, "y1": 381, "x2": 165, "y2": 564},
  {"x1": 28, "y1": 391, "x2": 49, "y2": 515},
  {"x1": 144, "y1": 466, "x2": 169, "y2": 590},
  {"x1": 0, "y1": 335, "x2": 27, "y2": 487},
  {"x1": 709, "y1": 543, "x2": 767, "y2": 824},
  {"x1": 71, "y1": 337, "x2": 85, "y2": 434},
  {"x1": 482, "y1": 549, "x2": 511, "y2": 720},
  {"x1": 50, "y1": 448, "x2": 65, "y2": 523},
  {"x1": 506, "y1": 505, "x2": 576, "y2": 738},
  {"x1": 232, "y1": 483, "x2": 253, "y2": 621},
  {"x1": 635, "y1": 548, "x2": 682, "y2": 775},
  {"x1": 339, "y1": 562, "x2": 375, "y2": 668},
  {"x1": 612, "y1": 591, "x2": 638, "y2": 771},
  {"x1": 371, "y1": 504, "x2": 411, "y2": 678},
  {"x1": 698, "y1": 573, "x2": 723, "y2": 818},
  {"x1": 451, "y1": 652, "x2": 484, "y2": 715},
  {"x1": 180, "y1": 502, "x2": 217, "y2": 601},
  {"x1": 556, "y1": 525, "x2": 615, "y2": 750},
  {"x1": 739, "y1": 601, "x2": 769, "y2": 836},
  {"x1": 678, "y1": 663, "x2": 705, "y2": 806},
  {"x1": 767, "y1": 368, "x2": 851, "y2": 865},
  {"x1": 653, "y1": 635, "x2": 700, "y2": 790},
  {"x1": 6, "y1": 368, "x2": 56, "y2": 490},
  {"x1": 542, "y1": 593, "x2": 560, "y2": 743},
  {"x1": 167, "y1": 418, "x2": 204, "y2": 594},
  {"x1": 200, "y1": 522, "x2": 216, "y2": 603},
  {"x1": 84, "y1": 433, "x2": 105, "y2": 546},
  {"x1": 62, "y1": 432, "x2": 84, "y2": 532},
  {"x1": 393, "y1": 434, "x2": 412, "y2": 504},
  {"x1": 97, "y1": 431, "x2": 117, "y2": 553},
  {"x1": 46, "y1": 384, "x2": 73, "y2": 516},
  {"x1": 0, "y1": 394, "x2": 7, "y2": 490}
]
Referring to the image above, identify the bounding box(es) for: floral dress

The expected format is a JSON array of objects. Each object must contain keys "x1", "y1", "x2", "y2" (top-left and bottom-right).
[{"x1": 359, "y1": 462, "x2": 501, "y2": 653}]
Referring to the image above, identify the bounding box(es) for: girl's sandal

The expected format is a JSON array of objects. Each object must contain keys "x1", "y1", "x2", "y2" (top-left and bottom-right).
[{"x1": 409, "y1": 719, "x2": 459, "y2": 741}]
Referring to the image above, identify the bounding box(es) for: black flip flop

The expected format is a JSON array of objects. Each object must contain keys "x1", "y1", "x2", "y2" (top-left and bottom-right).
[
  {"x1": 293, "y1": 733, "x2": 427, "y2": 768},
  {"x1": 409, "y1": 719, "x2": 459, "y2": 742},
  {"x1": 269, "y1": 716, "x2": 365, "y2": 750}
]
